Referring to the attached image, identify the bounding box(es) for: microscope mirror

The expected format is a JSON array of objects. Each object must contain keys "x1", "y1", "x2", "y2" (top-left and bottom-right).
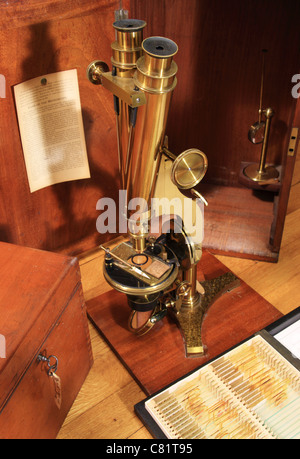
[
  {"x1": 171, "y1": 148, "x2": 208, "y2": 190},
  {"x1": 248, "y1": 121, "x2": 265, "y2": 144}
]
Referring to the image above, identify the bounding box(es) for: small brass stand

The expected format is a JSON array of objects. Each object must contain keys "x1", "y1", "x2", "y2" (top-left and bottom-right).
[
  {"x1": 243, "y1": 107, "x2": 279, "y2": 182},
  {"x1": 243, "y1": 50, "x2": 279, "y2": 184}
]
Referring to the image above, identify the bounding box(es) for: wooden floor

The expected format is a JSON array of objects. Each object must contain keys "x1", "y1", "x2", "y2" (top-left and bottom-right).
[{"x1": 57, "y1": 154, "x2": 300, "y2": 440}]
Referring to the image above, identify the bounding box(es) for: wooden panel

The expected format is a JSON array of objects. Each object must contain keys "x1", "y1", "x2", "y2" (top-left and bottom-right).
[
  {"x1": 0, "y1": 0, "x2": 298, "y2": 258},
  {"x1": 0, "y1": 0, "x2": 118, "y2": 30},
  {"x1": 201, "y1": 184, "x2": 278, "y2": 260},
  {"x1": 131, "y1": 0, "x2": 300, "y2": 187},
  {"x1": 271, "y1": 102, "x2": 300, "y2": 251},
  {"x1": 0, "y1": 0, "x2": 129, "y2": 254},
  {"x1": 86, "y1": 250, "x2": 282, "y2": 395},
  {"x1": 0, "y1": 241, "x2": 93, "y2": 438},
  {"x1": 130, "y1": 0, "x2": 300, "y2": 259},
  {"x1": 57, "y1": 158, "x2": 300, "y2": 439},
  {"x1": 0, "y1": 242, "x2": 84, "y2": 409},
  {"x1": 0, "y1": 287, "x2": 92, "y2": 439}
]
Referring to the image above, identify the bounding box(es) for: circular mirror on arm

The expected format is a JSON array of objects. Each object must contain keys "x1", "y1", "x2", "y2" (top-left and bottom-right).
[
  {"x1": 248, "y1": 121, "x2": 265, "y2": 144},
  {"x1": 171, "y1": 148, "x2": 208, "y2": 189}
]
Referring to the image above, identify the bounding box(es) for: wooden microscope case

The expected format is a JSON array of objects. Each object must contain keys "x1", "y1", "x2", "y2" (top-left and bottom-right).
[{"x1": 0, "y1": 242, "x2": 93, "y2": 439}]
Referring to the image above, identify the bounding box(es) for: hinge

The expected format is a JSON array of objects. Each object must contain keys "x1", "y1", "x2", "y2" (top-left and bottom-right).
[{"x1": 287, "y1": 127, "x2": 298, "y2": 156}]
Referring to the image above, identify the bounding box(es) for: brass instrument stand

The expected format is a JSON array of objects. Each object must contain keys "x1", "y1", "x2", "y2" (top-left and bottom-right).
[
  {"x1": 243, "y1": 107, "x2": 279, "y2": 182},
  {"x1": 243, "y1": 50, "x2": 279, "y2": 184}
]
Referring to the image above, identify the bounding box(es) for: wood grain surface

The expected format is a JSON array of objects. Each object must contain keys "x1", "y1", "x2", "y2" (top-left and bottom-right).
[
  {"x1": 0, "y1": 243, "x2": 93, "y2": 439},
  {"x1": 86, "y1": 251, "x2": 282, "y2": 395},
  {"x1": 0, "y1": 0, "x2": 127, "y2": 254},
  {"x1": 0, "y1": 0, "x2": 299, "y2": 438},
  {"x1": 0, "y1": 0, "x2": 298, "y2": 260},
  {"x1": 57, "y1": 153, "x2": 300, "y2": 439}
]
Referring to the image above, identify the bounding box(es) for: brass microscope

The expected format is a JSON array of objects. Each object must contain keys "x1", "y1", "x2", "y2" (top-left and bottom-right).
[{"x1": 87, "y1": 17, "x2": 236, "y2": 357}]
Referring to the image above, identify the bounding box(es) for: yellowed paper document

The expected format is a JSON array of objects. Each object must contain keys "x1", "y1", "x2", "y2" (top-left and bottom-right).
[{"x1": 14, "y1": 69, "x2": 90, "y2": 192}]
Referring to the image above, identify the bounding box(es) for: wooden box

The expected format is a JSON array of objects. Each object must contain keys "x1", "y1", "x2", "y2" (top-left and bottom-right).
[
  {"x1": 0, "y1": 242, "x2": 93, "y2": 439},
  {"x1": 131, "y1": 0, "x2": 300, "y2": 262}
]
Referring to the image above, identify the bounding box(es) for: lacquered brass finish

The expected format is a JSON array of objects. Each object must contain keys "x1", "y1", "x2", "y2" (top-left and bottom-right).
[
  {"x1": 181, "y1": 265, "x2": 199, "y2": 307},
  {"x1": 102, "y1": 241, "x2": 179, "y2": 296},
  {"x1": 243, "y1": 51, "x2": 279, "y2": 185},
  {"x1": 125, "y1": 36, "x2": 178, "y2": 235},
  {"x1": 86, "y1": 60, "x2": 146, "y2": 107},
  {"x1": 170, "y1": 148, "x2": 208, "y2": 190},
  {"x1": 112, "y1": 19, "x2": 146, "y2": 75},
  {"x1": 126, "y1": 91, "x2": 173, "y2": 214},
  {"x1": 172, "y1": 272, "x2": 240, "y2": 356},
  {"x1": 102, "y1": 73, "x2": 147, "y2": 107},
  {"x1": 88, "y1": 17, "x2": 220, "y2": 357},
  {"x1": 243, "y1": 163, "x2": 279, "y2": 182},
  {"x1": 190, "y1": 188, "x2": 208, "y2": 207},
  {"x1": 244, "y1": 107, "x2": 279, "y2": 182},
  {"x1": 110, "y1": 19, "x2": 147, "y2": 192},
  {"x1": 86, "y1": 60, "x2": 110, "y2": 85},
  {"x1": 255, "y1": 107, "x2": 273, "y2": 175},
  {"x1": 99, "y1": 244, "x2": 151, "y2": 280},
  {"x1": 160, "y1": 146, "x2": 208, "y2": 206},
  {"x1": 129, "y1": 233, "x2": 147, "y2": 252},
  {"x1": 134, "y1": 37, "x2": 178, "y2": 94}
]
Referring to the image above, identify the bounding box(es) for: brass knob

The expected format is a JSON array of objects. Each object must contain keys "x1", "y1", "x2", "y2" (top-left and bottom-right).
[
  {"x1": 86, "y1": 60, "x2": 109, "y2": 85},
  {"x1": 176, "y1": 280, "x2": 191, "y2": 298}
]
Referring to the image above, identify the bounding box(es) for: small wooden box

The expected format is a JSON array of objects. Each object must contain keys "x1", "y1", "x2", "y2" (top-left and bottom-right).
[{"x1": 0, "y1": 242, "x2": 93, "y2": 439}]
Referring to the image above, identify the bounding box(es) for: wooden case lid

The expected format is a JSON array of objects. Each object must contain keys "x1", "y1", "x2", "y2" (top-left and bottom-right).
[{"x1": 0, "y1": 242, "x2": 81, "y2": 411}]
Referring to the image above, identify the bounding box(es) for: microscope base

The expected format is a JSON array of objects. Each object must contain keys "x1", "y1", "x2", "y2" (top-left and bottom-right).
[
  {"x1": 173, "y1": 272, "x2": 240, "y2": 357},
  {"x1": 86, "y1": 250, "x2": 282, "y2": 395}
]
